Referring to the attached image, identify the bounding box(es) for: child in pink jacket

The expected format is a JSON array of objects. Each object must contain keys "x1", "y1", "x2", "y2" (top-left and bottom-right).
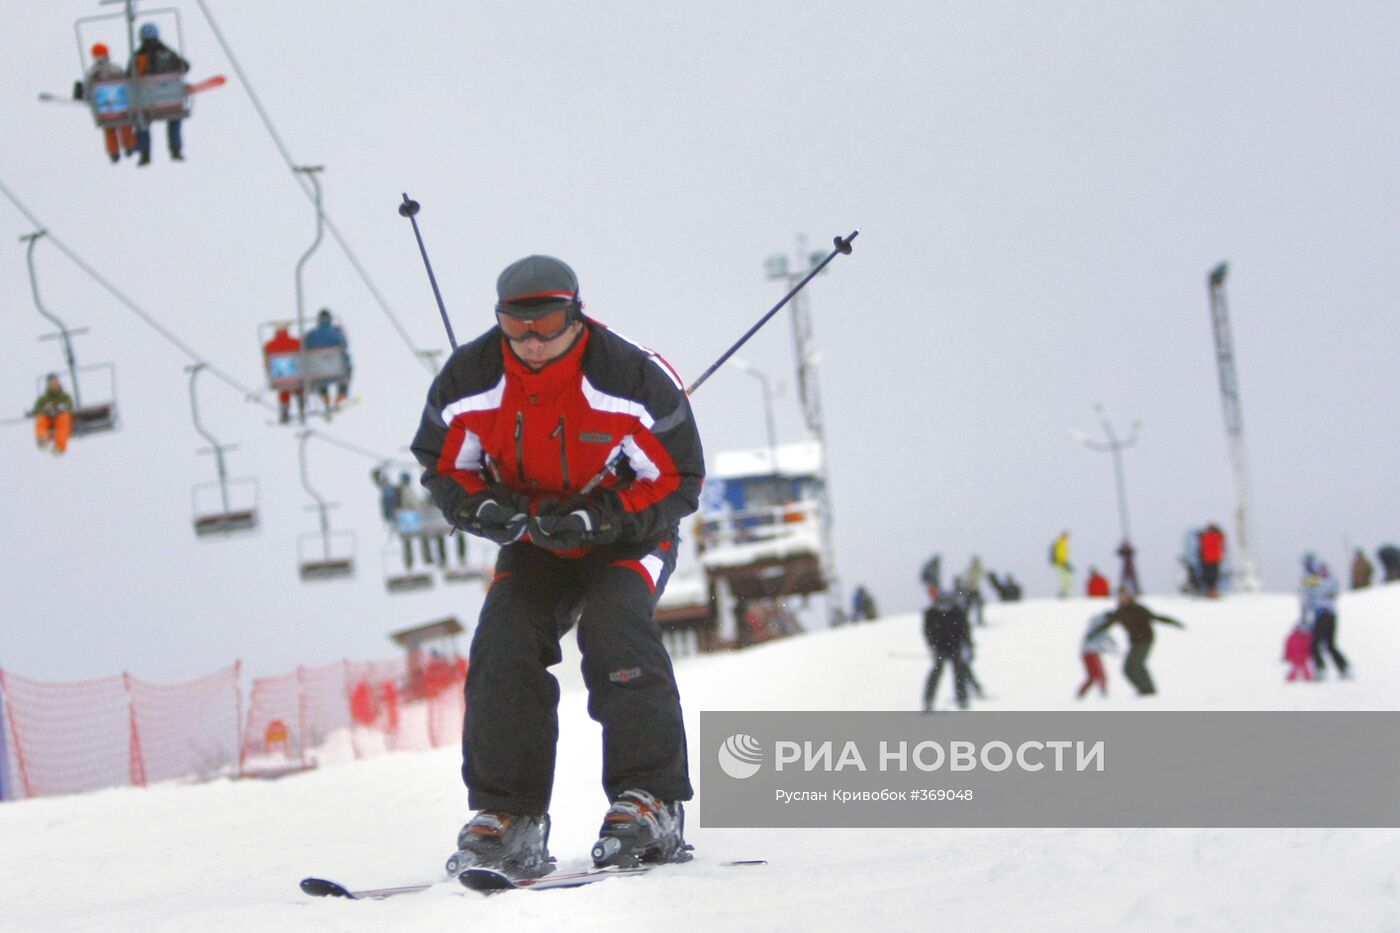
[{"x1": 1284, "y1": 623, "x2": 1313, "y2": 682}]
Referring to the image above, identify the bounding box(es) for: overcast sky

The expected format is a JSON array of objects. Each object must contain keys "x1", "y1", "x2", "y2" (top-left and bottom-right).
[{"x1": 2, "y1": 1, "x2": 1397, "y2": 683}]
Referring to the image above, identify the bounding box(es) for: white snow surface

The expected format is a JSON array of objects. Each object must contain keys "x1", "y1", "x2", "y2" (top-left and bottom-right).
[{"x1": 2, "y1": 587, "x2": 1398, "y2": 932}]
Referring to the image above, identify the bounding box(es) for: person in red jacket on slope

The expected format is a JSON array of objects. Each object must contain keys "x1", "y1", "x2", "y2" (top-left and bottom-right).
[
  {"x1": 1086, "y1": 567, "x2": 1111, "y2": 598},
  {"x1": 1198, "y1": 523, "x2": 1226, "y2": 597}
]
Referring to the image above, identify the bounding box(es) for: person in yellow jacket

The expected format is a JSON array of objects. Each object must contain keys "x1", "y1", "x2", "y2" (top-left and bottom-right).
[
  {"x1": 30, "y1": 374, "x2": 74, "y2": 455},
  {"x1": 1050, "y1": 530, "x2": 1073, "y2": 598}
]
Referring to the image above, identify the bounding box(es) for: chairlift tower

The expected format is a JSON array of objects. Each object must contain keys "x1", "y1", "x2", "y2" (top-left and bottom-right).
[
  {"x1": 765, "y1": 237, "x2": 843, "y2": 623},
  {"x1": 1206, "y1": 262, "x2": 1261, "y2": 591}
]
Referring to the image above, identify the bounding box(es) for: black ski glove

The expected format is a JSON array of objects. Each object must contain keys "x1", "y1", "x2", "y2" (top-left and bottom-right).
[
  {"x1": 450, "y1": 486, "x2": 529, "y2": 545},
  {"x1": 529, "y1": 494, "x2": 623, "y2": 551}
]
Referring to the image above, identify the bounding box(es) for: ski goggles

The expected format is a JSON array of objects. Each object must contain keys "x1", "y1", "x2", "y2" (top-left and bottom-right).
[{"x1": 496, "y1": 306, "x2": 573, "y2": 342}]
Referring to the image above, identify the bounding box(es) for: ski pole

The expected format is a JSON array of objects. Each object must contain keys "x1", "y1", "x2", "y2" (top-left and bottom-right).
[
  {"x1": 686, "y1": 230, "x2": 858, "y2": 396},
  {"x1": 398, "y1": 193, "x2": 458, "y2": 351},
  {"x1": 579, "y1": 229, "x2": 859, "y2": 495}
]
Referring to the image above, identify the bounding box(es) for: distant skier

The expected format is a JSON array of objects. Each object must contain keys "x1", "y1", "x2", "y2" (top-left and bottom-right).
[
  {"x1": 920, "y1": 553, "x2": 942, "y2": 600},
  {"x1": 1076, "y1": 610, "x2": 1117, "y2": 699},
  {"x1": 1085, "y1": 567, "x2": 1111, "y2": 598},
  {"x1": 1350, "y1": 549, "x2": 1374, "y2": 590},
  {"x1": 1181, "y1": 528, "x2": 1204, "y2": 595},
  {"x1": 988, "y1": 571, "x2": 1022, "y2": 602},
  {"x1": 128, "y1": 22, "x2": 189, "y2": 165},
  {"x1": 922, "y1": 582, "x2": 973, "y2": 711},
  {"x1": 964, "y1": 554, "x2": 986, "y2": 625},
  {"x1": 949, "y1": 576, "x2": 987, "y2": 696},
  {"x1": 1116, "y1": 538, "x2": 1140, "y2": 594},
  {"x1": 1380, "y1": 544, "x2": 1400, "y2": 583},
  {"x1": 1198, "y1": 523, "x2": 1226, "y2": 598},
  {"x1": 1300, "y1": 555, "x2": 1349, "y2": 679},
  {"x1": 850, "y1": 584, "x2": 878, "y2": 622},
  {"x1": 413, "y1": 254, "x2": 702, "y2": 878},
  {"x1": 1282, "y1": 621, "x2": 1313, "y2": 682},
  {"x1": 1050, "y1": 531, "x2": 1072, "y2": 598},
  {"x1": 28, "y1": 373, "x2": 74, "y2": 455},
  {"x1": 1086, "y1": 588, "x2": 1185, "y2": 696}
]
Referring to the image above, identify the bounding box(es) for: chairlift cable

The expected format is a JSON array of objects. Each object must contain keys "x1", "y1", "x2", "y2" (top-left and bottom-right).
[
  {"x1": 0, "y1": 175, "x2": 257, "y2": 403},
  {"x1": 0, "y1": 176, "x2": 390, "y2": 464},
  {"x1": 192, "y1": 0, "x2": 435, "y2": 376},
  {"x1": 308, "y1": 429, "x2": 391, "y2": 463}
]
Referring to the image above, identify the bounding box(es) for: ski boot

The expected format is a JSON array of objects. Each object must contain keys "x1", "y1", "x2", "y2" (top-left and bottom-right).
[
  {"x1": 590, "y1": 789, "x2": 692, "y2": 868},
  {"x1": 445, "y1": 810, "x2": 554, "y2": 880}
]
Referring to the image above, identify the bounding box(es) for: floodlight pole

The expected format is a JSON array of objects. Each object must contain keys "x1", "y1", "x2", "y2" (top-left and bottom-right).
[
  {"x1": 731, "y1": 358, "x2": 779, "y2": 472},
  {"x1": 1072, "y1": 404, "x2": 1139, "y2": 546}
]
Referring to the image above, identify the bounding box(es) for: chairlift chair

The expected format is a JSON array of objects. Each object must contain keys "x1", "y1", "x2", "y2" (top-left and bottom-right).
[
  {"x1": 32, "y1": 363, "x2": 118, "y2": 437},
  {"x1": 295, "y1": 430, "x2": 354, "y2": 581},
  {"x1": 74, "y1": 7, "x2": 193, "y2": 131},
  {"x1": 23, "y1": 231, "x2": 118, "y2": 438},
  {"x1": 443, "y1": 534, "x2": 493, "y2": 584},
  {"x1": 297, "y1": 529, "x2": 355, "y2": 582},
  {"x1": 191, "y1": 477, "x2": 259, "y2": 537},
  {"x1": 186, "y1": 363, "x2": 258, "y2": 537},
  {"x1": 258, "y1": 319, "x2": 351, "y2": 422},
  {"x1": 382, "y1": 541, "x2": 434, "y2": 595}
]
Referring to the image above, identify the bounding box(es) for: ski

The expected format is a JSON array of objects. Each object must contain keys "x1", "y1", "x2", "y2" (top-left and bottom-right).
[
  {"x1": 300, "y1": 859, "x2": 765, "y2": 901},
  {"x1": 186, "y1": 74, "x2": 226, "y2": 95},
  {"x1": 460, "y1": 858, "x2": 767, "y2": 894},
  {"x1": 299, "y1": 876, "x2": 442, "y2": 900}
]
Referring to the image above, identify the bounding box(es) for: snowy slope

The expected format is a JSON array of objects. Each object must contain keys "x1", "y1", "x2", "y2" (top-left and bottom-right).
[{"x1": 1, "y1": 587, "x2": 1398, "y2": 932}]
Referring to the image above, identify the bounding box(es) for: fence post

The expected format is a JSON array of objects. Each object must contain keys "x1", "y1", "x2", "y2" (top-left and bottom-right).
[
  {"x1": 0, "y1": 675, "x2": 7, "y2": 801},
  {"x1": 233, "y1": 660, "x2": 246, "y2": 778},
  {"x1": 296, "y1": 666, "x2": 309, "y2": 769},
  {"x1": 123, "y1": 673, "x2": 147, "y2": 788},
  {"x1": 0, "y1": 670, "x2": 32, "y2": 799}
]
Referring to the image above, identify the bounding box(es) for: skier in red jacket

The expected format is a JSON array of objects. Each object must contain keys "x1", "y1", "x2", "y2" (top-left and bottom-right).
[
  {"x1": 1085, "y1": 567, "x2": 1111, "y2": 598},
  {"x1": 413, "y1": 255, "x2": 703, "y2": 880},
  {"x1": 1198, "y1": 523, "x2": 1226, "y2": 598}
]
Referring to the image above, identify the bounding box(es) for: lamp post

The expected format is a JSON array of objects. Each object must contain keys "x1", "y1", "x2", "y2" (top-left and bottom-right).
[
  {"x1": 730, "y1": 357, "x2": 779, "y2": 472},
  {"x1": 1070, "y1": 404, "x2": 1140, "y2": 546},
  {"x1": 765, "y1": 238, "x2": 843, "y2": 623}
]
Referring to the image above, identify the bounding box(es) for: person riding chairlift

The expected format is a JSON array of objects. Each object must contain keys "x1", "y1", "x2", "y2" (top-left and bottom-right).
[
  {"x1": 304, "y1": 308, "x2": 352, "y2": 411},
  {"x1": 30, "y1": 374, "x2": 74, "y2": 455},
  {"x1": 262, "y1": 325, "x2": 303, "y2": 424},
  {"x1": 129, "y1": 22, "x2": 189, "y2": 166},
  {"x1": 74, "y1": 43, "x2": 135, "y2": 163}
]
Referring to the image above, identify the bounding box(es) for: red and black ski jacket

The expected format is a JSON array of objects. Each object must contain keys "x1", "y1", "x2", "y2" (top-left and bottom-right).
[{"x1": 411, "y1": 319, "x2": 704, "y2": 554}]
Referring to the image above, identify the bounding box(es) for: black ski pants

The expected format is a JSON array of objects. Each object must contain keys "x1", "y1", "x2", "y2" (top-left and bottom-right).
[
  {"x1": 1123, "y1": 640, "x2": 1156, "y2": 695},
  {"x1": 1310, "y1": 610, "x2": 1349, "y2": 675},
  {"x1": 924, "y1": 651, "x2": 971, "y2": 710},
  {"x1": 462, "y1": 538, "x2": 691, "y2": 816}
]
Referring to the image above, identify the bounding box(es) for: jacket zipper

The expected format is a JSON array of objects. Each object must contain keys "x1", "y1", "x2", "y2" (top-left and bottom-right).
[
  {"x1": 514, "y1": 411, "x2": 526, "y2": 483},
  {"x1": 552, "y1": 416, "x2": 570, "y2": 490}
]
